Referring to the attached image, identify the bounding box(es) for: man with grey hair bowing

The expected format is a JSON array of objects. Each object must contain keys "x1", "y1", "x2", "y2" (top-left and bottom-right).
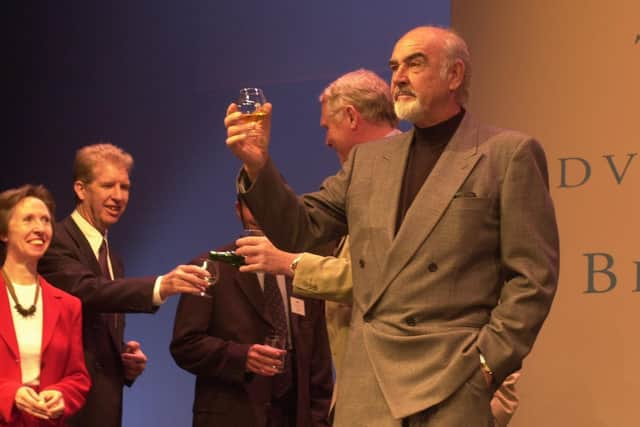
[{"x1": 224, "y1": 26, "x2": 559, "y2": 427}]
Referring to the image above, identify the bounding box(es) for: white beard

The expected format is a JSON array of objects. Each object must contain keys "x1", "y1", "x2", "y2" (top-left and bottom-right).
[{"x1": 394, "y1": 98, "x2": 423, "y2": 124}]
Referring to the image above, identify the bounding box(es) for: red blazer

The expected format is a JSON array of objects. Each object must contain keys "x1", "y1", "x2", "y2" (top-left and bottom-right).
[{"x1": 0, "y1": 275, "x2": 91, "y2": 426}]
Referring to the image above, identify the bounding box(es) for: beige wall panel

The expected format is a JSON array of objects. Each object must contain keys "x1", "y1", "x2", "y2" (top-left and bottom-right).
[{"x1": 452, "y1": 1, "x2": 639, "y2": 426}]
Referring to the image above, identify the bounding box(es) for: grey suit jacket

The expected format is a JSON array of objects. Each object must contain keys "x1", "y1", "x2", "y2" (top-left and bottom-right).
[{"x1": 240, "y1": 112, "x2": 559, "y2": 421}]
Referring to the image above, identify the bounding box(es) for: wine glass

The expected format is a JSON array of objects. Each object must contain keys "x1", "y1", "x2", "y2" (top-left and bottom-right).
[
  {"x1": 264, "y1": 333, "x2": 286, "y2": 373},
  {"x1": 198, "y1": 259, "x2": 219, "y2": 297},
  {"x1": 236, "y1": 88, "x2": 267, "y2": 122}
]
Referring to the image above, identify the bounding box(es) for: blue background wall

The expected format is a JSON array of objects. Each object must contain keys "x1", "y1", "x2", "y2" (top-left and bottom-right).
[{"x1": 6, "y1": 2, "x2": 449, "y2": 424}]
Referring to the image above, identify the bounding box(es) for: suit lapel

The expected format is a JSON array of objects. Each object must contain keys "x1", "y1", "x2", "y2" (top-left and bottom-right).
[
  {"x1": 0, "y1": 276, "x2": 20, "y2": 359},
  {"x1": 64, "y1": 216, "x2": 122, "y2": 350},
  {"x1": 63, "y1": 217, "x2": 103, "y2": 277},
  {"x1": 40, "y1": 279, "x2": 61, "y2": 353},
  {"x1": 367, "y1": 130, "x2": 414, "y2": 269},
  {"x1": 285, "y1": 278, "x2": 294, "y2": 323},
  {"x1": 236, "y1": 272, "x2": 273, "y2": 328},
  {"x1": 109, "y1": 253, "x2": 125, "y2": 350},
  {"x1": 366, "y1": 114, "x2": 483, "y2": 310},
  {"x1": 286, "y1": 277, "x2": 300, "y2": 350}
]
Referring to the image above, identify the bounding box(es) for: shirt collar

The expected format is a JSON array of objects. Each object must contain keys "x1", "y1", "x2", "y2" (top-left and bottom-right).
[{"x1": 71, "y1": 209, "x2": 107, "y2": 258}]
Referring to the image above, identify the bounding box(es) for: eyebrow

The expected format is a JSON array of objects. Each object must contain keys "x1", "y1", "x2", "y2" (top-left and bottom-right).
[{"x1": 389, "y1": 52, "x2": 428, "y2": 68}]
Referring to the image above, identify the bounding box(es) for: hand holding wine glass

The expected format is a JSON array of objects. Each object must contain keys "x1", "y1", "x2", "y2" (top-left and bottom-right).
[
  {"x1": 198, "y1": 259, "x2": 219, "y2": 297},
  {"x1": 224, "y1": 88, "x2": 272, "y2": 180}
]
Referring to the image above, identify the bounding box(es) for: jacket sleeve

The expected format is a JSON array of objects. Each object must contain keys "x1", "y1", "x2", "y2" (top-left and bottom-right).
[
  {"x1": 292, "y1": 238, "x2": 353, "y2": 304},
  {"x1": 38, "y1": 221, "x2": 157, "y2": 313},
  {"x1": 477, "y1": 138, "x2": 560, "y2": 384},
  {"x1": 170, "y1": 291, "x2": 252, "y2": 384},
  {"x1": 0, "y1": 379, "x2": 21, "y2": 423},
  {"x1": 238, "y1": 156, "x2": 350, "y2": 253}
]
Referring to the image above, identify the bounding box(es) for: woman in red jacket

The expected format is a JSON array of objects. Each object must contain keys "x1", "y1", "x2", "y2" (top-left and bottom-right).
[{"x1": 0, "y1": 185, "x2": 90, "y2": 426}]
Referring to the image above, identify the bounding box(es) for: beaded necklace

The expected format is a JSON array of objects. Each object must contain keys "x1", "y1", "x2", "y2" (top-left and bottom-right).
[{"x1": 1, "y1": 269, "x2": 40, "y2": 318}]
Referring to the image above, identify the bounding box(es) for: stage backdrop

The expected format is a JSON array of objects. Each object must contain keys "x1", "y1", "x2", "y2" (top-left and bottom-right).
[
  {"x1": 6, "y1": 1, "x2": 449, "y2": 425},
  {"x1": 452, "y1": 1, "x2": 639, "y2": 426}
]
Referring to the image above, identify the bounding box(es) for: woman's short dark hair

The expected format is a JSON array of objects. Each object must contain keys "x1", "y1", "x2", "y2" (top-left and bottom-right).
[{"x1": 0, "y1": 184, "x2": 56, "y2": 239}]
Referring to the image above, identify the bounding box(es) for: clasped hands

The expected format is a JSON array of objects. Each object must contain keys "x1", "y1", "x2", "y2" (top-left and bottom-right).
[{"x1": 15, "y1": 387, "x2": 64, "y2": 420}]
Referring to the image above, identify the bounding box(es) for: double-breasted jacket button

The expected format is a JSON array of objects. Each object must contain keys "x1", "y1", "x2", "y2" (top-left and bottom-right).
[
  {"x1": 428, "y1": 262, "x2": 438, "y2": 272},
  {"x1": 363, "y1": 313, "x2": 373, "y2": 323},
  {"x1": 405, "y1": 316, "x2": 417, "y2": 327},
  {"x1": 358, "y1": 259, "x2": 365, "y2": 268}
]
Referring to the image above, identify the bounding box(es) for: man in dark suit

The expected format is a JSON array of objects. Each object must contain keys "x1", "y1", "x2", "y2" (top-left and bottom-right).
[
  {"x1": 170, "y1": 197, "x2": 333, "y2": 427},
  {"x1": 224, "y1": 26, "x2": 559, "y2": 426},
  {"x1": 38, "y1": 143, "x2": 208, "y2": 427}
]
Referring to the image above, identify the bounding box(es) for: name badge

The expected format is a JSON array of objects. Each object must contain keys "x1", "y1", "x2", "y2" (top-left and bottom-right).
[{"x1": 290, "y1": 297, "x2": 306, "y2": 316}]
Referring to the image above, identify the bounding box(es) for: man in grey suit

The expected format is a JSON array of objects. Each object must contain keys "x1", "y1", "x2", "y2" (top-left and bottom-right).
[{"x1": 224, "y1": 26, "x2": 559, "y2": 427}]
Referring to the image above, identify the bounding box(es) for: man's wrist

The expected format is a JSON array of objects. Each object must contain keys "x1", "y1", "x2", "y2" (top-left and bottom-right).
[
  {"x1": 289, "y1": 254, "x2": 304, "y2": 276},
  {"x1": 478, "y1": 352, "x2": 494, "y2": 377},
  {"x1": 244, "y1": 160, "x2": 266, "y2": 183}
]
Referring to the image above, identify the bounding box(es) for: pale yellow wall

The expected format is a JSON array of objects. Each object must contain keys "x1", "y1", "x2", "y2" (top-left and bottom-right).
[{"x1": 452, "y1": 1, "x2": 639, "y2": 426}]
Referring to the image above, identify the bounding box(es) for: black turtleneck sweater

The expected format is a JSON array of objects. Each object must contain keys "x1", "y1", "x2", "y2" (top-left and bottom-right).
[{"x1": 395, "y1": 109, "x2": 466, "y2": 233}]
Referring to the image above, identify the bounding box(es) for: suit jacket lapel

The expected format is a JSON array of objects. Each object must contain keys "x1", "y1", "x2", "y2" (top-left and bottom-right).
[
  {"x1": 63, "y1": 217, "x2": 103, "y2": 277},
  {"x1": 367, "y1": 130, "x2": 414, "y2": 269},
  {"x1": 64, "y1": 216, "x2": 122, "y2": 349},
  {"x1": 0, "y1": 276, "x2": 19, "y2": 360},
  {"x1": 285, "y1": 277, "x2": 300, "y2": 350},
  {"x1": 40, "y1": 279, "x2": 61, "y2": 353},
  {"x1": 236, "y1": 272, "x2": 273, "y2": 328},
  {"x1": 367, "y1": 113, "x2": 483, "y2": 310},
  {"x1": 109, "y1": 253, "x2": 125, "y2": 350}
]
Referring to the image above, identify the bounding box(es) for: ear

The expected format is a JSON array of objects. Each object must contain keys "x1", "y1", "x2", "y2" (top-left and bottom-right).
[
  {"x1": 447, "y1": 59, "x2": 465, "y2": 93},
  {"x1": 73, "y1": 180, "x2": 86, "y2": 202},
  {"x1": 344, "y1": 105, "x2": 360, "y2": 130}
]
